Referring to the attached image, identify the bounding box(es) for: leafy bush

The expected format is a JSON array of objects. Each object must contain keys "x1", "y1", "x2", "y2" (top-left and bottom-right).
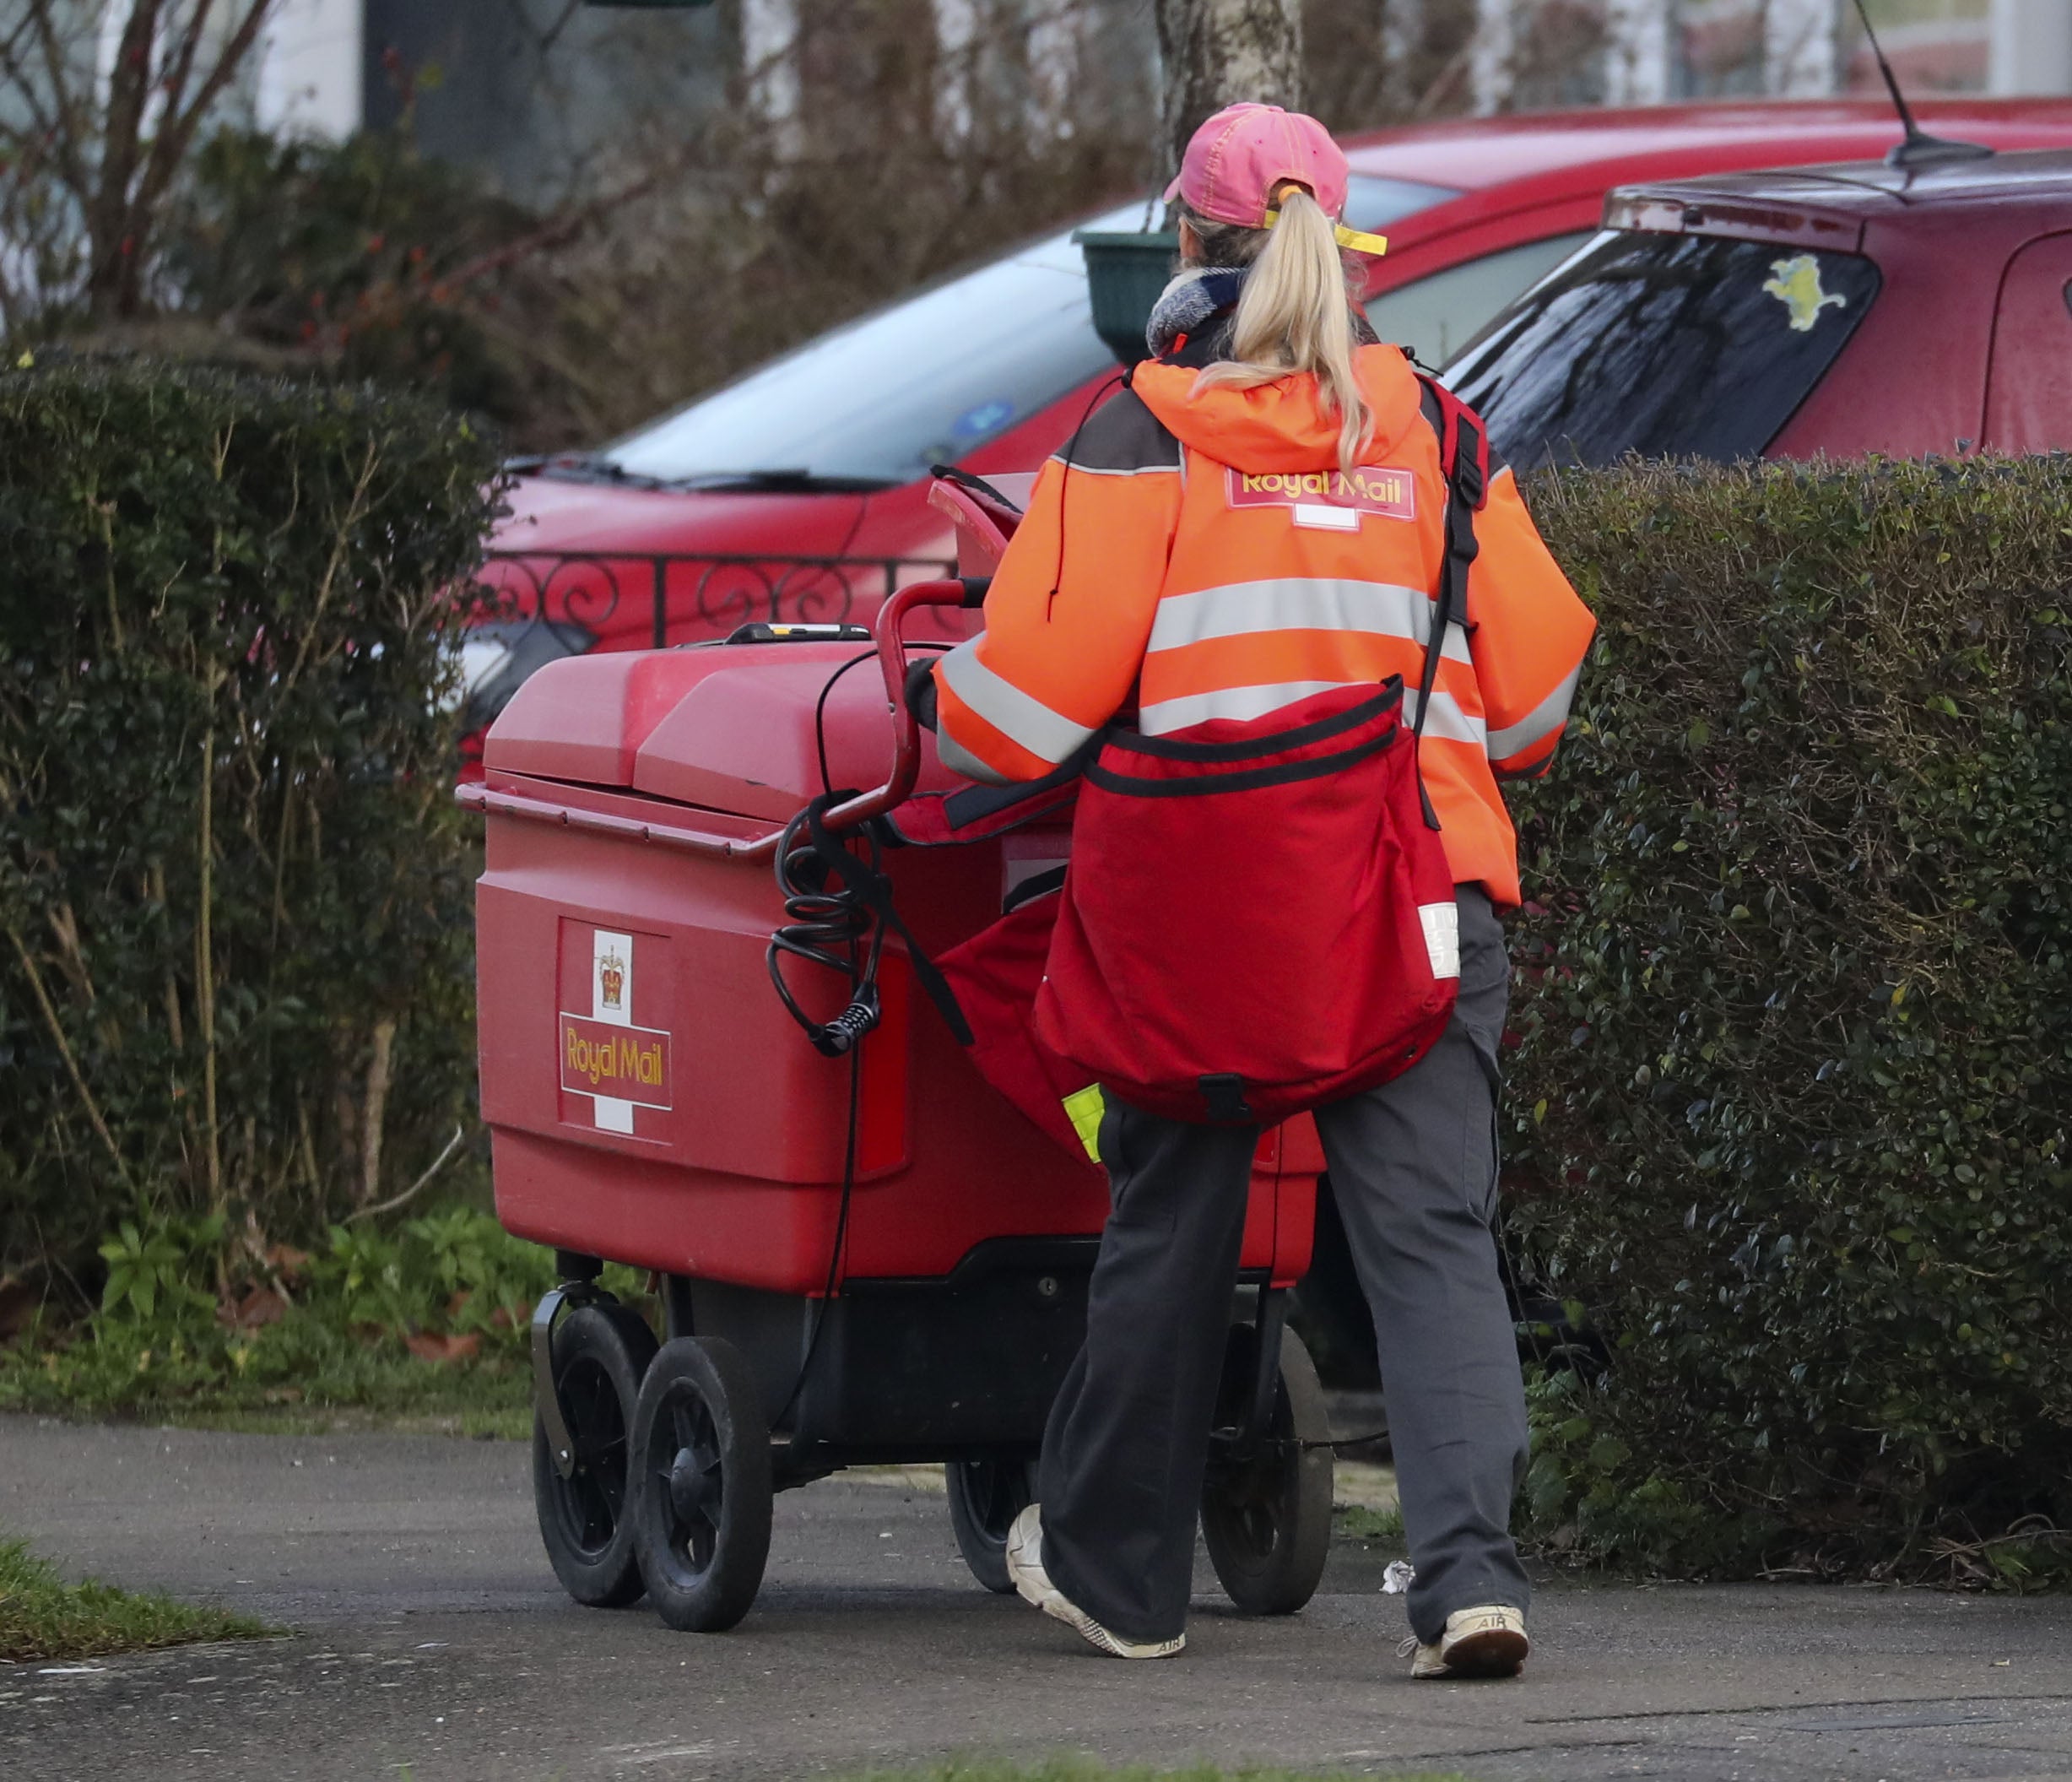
[
  {"x1": 309, "y1": 1205, "x2": 554, "y2": 1343},
  {"x1": 0, "y1": 1204, "x2": 633, "y2": 1429},
  {"x1": 0, "y1": 359, "x2": 501, "y2": 1281},
  {"x1": 1507, "y1": 455, "x2": 2072, "y2": 1581},
  {"x1": 98, "y1": 1213, "x2": 224, "y2": 1323}
]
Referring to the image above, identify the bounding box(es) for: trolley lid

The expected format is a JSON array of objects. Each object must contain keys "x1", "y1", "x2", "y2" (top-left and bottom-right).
[{"x1": 483, "y1": 641, "x2": 960, "y2": 821}]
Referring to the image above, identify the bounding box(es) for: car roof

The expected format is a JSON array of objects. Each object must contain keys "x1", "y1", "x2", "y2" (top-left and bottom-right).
[
  {"x1": 1593, "y1": 146, "x2": 2072, "y2": 255},
  {"x1": 1609, "y1": 144, "x2": 2072, "y2": 213},
  {"x1": 1342, "y1": 98, "x2": 2072, "y2": 192}
]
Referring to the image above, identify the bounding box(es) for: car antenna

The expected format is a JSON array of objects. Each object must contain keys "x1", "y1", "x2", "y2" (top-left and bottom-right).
[{"x1": 1849, "y1": 0, "x2": 1992, "y2": 169}]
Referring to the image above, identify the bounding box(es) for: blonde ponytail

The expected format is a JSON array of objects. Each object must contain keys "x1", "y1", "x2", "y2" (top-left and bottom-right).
[{"x1": 1189, "y1": 190, "x2": 1372, "y2": 478}]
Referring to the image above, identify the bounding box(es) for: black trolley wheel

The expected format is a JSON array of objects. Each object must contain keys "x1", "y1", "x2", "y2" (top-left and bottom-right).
[
  {"x1": 944, "y1": 1455, "x2": 1039, "y2": 1594},
  {"x1": 1200, "y1": 1322, "x2": 1334, "y2": 1616},
  {"x1": 628, "y1": 1335, "x2": 774, "y2": 1633},
  {"x1": 531, "y1": 1299, "x2": 659, "y2": 1608}
]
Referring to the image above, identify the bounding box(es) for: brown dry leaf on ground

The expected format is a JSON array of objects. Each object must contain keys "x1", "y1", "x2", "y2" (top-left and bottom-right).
[
  {"x1": 404, "y1": 1331, "x2": 481, "y2": 1365},
  {"x1": 216, "y1": 1287, "x2": 287, "y2": 1330}
]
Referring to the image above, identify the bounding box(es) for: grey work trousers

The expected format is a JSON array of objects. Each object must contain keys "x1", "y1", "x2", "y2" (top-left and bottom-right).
[{"x1": 1036, "y1": 887, "x2": 1531, "y2": 1646}]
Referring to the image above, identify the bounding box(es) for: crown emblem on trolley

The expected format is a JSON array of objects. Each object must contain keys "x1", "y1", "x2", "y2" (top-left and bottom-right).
[{"x1": 598, "y1": 947, "x2": 626, "y2": 1010}]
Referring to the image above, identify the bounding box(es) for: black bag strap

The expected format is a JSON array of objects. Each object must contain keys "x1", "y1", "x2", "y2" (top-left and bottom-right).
[{"x1": 1411, "y1": 375, "x2": 1490, "y2": 829}]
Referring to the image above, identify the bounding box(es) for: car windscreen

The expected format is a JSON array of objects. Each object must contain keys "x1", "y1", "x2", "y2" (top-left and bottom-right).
[
  {"x1": 597, "y1": 175, "x2": 1457, "y2": 489},
  {"x1": 1442, "y1": 230, "x2": 1881, "y2": 468}
]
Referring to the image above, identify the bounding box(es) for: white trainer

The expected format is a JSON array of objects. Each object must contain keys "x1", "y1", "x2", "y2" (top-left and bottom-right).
[
  {"x1": 1400, "y1": 1604, "x2": 1529, "y2": 1679},
  {"x1": 1004, "y1": 1504, "x2": 1186, "y2": 1660}
]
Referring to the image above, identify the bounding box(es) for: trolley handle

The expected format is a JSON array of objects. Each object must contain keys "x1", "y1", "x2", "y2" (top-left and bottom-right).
[{"x1": 820, "y1": 576, "x2": 988, "y2": 835}]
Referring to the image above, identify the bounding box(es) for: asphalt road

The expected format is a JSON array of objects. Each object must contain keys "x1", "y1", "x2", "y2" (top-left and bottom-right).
[{"x1": 3, "y1": 1416, "x2": 2070, "y2": 1782}]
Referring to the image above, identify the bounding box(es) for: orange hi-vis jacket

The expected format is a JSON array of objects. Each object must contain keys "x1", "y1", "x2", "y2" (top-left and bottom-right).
[{"x1": 932, "y1": 342, "x2": 1596, "y2": 907}]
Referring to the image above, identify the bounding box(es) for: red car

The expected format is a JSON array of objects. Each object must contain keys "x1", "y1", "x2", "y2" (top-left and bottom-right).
[
  {"x1": 463, "y1": 100, "x2": 2072, "y2": 735},
  {"x1": 1445, "y1": 145, "x2": 2072, "y2": 468}
]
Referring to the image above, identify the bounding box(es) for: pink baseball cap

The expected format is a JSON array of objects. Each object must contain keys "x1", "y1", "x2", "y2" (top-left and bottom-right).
[{"x1": 1164, "y1": 101, "x2": 1350, "y2": 228}]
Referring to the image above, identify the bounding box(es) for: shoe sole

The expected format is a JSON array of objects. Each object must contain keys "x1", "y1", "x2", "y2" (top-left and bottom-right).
[
  {"x1": 1008, "y1": 1533, "x2": 1183, "y2": 1660},
  {"x1": 1435, "y1": 1627, "x2": 1528, "y2": 1678}
]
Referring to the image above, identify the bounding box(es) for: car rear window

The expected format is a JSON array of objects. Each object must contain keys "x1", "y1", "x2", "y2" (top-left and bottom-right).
[
  {"x1": 1442, "y1": 230, "x2": 1881, "y2": 468},
  {"x1": 598, "y1": 175, "x2": 1456, "y2": 489}
]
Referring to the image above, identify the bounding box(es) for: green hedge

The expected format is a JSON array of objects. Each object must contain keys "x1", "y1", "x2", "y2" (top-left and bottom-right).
[
  {"x1": 1508, "y1": 455, "x2": 2072, "y2": 1580},
  {"x1": 0, "y1": 360, "x2": 500, "y2": 1278}
]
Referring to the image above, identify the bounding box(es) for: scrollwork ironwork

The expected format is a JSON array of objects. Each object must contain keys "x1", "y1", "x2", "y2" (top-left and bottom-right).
[{"x1": 482, "y1": 550, "x2": 952, "y2": 647}]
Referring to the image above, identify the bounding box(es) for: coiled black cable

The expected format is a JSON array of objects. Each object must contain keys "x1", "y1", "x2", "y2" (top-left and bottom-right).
[
  {"x1": 766, "y1": 800, "x2": 887, "y2": 1058},
  {"x1": 766, "y1": 640, "x2": 956, "y2": 1058}
]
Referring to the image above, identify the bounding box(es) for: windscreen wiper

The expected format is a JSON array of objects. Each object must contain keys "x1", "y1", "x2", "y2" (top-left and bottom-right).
[
  {"x1": 522, "y1": 452, "x2": 673, "y2": 490},
  {"x1": 663, "y1": 469, "x2": 901, "y2": 495}
]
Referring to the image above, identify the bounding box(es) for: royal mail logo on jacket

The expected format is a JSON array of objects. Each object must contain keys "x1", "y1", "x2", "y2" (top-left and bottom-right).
[{"x1": 1227, "y1": 464, "x2": 1415, "y2": 529}]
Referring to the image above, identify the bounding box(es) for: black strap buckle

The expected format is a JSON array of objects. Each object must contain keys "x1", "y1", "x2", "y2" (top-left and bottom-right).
[{"x1": 1198, "y1": 1073, "x2": 1254, "y2": 1124}]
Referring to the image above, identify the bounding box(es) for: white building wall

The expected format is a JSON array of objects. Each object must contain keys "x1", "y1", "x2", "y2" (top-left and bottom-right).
[
  {"x1": 1988, "y1": 0, "x2": 2072, "y2": 95},
  {"x1": 934, "y1": 0, "x2": 979, "y2": 138},
  {"x1": 743, "y1": 0, "x2": 802, "y2": 144},
  {"x1": 1027, "y1": 0, "x2": 1082, "y2": 138},
  {"x1": 1766, "y1": 0, "x2": 1837, "y2": 96},
  {"x1": 1470, "y1": 0, "x2": 1517, "y2": 113},
  {"x1": 933, "y1": 0, "x2": 1086, "y2": 143},
  {"x1": 1469, "y1": 0, "x2": 2072, "y2": 111},
  {"x1": 256, "y1": 0, "x2": 364, "y2": 139},
  {"x1": 1601, "y1": 0, "x2": 1674, "y2": 105}
]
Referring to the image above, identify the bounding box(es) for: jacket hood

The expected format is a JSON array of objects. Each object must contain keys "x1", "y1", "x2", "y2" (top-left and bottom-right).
[{"x1": 1130, "y1": 343, "x2": 1425, "y2": 474}]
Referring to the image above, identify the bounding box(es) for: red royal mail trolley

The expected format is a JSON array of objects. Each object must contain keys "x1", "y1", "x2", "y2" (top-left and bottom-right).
[{"x1": 459, "y1": 478, "x2": 1334, "y2": 1633}]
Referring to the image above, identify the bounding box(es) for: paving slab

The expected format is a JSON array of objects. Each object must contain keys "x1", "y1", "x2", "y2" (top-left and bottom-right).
[{"x1": 3, "y1": 1415, "x2": 2069, "y2": 1782}]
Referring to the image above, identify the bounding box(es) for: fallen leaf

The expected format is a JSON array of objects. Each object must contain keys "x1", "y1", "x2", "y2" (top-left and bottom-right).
[
  {"x1": 216, "y1": 1286, "x2": 287, "y2": 1330},
  {"x1": 405, "y1": 1330, "x2": 481, "y2": 1365}
]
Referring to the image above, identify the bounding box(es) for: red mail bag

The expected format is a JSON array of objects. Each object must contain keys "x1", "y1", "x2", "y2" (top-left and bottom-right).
[{"x1": 1033, "y1": 679, "x2": 1460, "y2": 1125}]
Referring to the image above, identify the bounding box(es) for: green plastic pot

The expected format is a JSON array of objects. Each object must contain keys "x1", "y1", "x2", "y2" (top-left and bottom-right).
[{"x1": 1075, "y1": 230, "x2": 1181, "y2": 366}]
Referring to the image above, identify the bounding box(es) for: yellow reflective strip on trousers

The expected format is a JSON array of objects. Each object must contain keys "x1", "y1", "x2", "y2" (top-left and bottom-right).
[{"x1": 1062, "y1": 1085, "x2": 1104, "y2": 1162}]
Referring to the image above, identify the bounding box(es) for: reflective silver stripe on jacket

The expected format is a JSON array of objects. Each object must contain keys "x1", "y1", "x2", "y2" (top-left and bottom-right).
[
  {"x1": 1145, "y1": 577, "x2": 1472, "y2": 662},
  {"x1": 934, "y1": 722, "x2": 1014, "y2": 788},
  {"x1": 1137, "y1": 680, "x2": 1487, "y2": 745},
  {"x1": 1486, "y1": 664, "x2": 1582, "y2": 764},
  {"x1": 936, "y1": 636, "x2": 1097, "y2": 767}
]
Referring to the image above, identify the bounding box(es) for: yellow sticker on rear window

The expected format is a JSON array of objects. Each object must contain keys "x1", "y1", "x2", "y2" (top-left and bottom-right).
[{"x1": 1762, "y1": 255, "x2": 1847, "y2": 333}]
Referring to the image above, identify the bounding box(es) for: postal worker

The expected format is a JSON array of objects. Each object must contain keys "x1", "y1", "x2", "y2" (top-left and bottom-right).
[{"x1": 929, "y1": 101, "x2": 1595, "y2": 1678}]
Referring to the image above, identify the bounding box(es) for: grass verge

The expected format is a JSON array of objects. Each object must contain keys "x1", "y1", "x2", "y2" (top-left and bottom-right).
[
  {"x1": 0, "y1": 1310, "x2": 533, "y2": 1438},
  {"x1": 0, "y1": 1536, "x2": 271, "y2": 1662},
  {"x1": 1336, "y1": 1503, "x2": 1406, "y2": 1546}
]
